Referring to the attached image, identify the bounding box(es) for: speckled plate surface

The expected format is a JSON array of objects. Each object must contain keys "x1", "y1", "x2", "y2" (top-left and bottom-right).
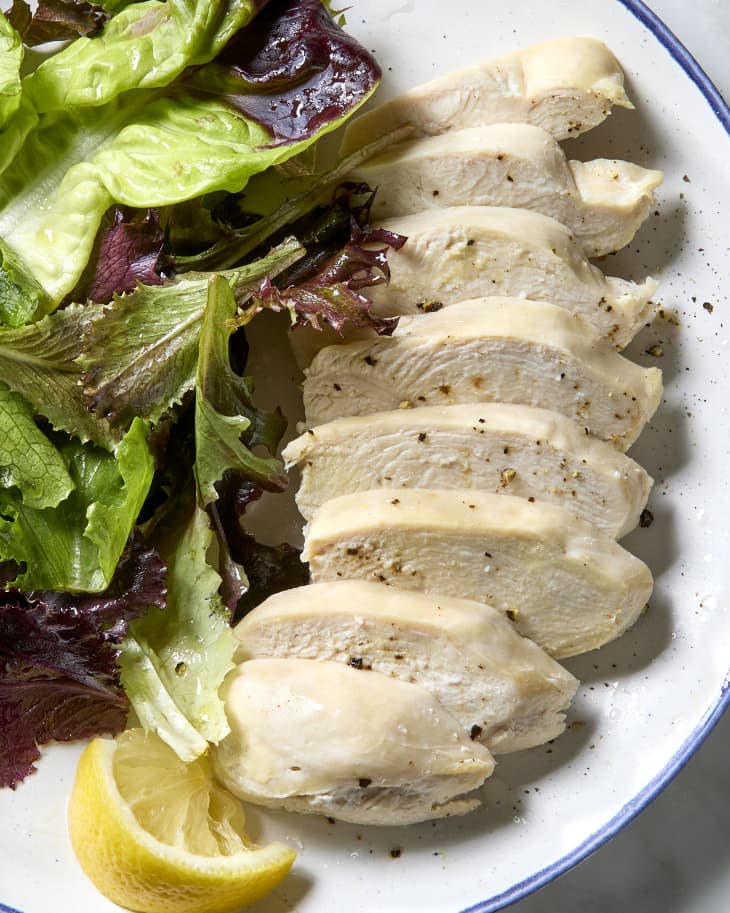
[{"x1": 2, "y1": 2, "x2": 729, "y2": 912}]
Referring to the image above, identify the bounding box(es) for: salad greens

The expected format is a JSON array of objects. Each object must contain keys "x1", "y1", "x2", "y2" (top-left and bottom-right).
[
  {"x1": 0, "y1": 0, "x2": 399, "y2": 787},
  {"x1": 0, "y1": 11, "x2": 23, "y2": 126},
  {"x1": 0, "y1": 417, "x2": 153, "y2": 592},
  {"x1": 0, "y1": 0, "x2": 381, "y2": 309},
  {"x1": 0, "y1": 538, "x2": 167, "y2": 789}
]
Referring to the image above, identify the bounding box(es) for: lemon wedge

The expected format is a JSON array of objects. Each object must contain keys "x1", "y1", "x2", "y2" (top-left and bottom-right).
[{"x1": 68, "y1": 728, "x2": 296, "y2": 913}]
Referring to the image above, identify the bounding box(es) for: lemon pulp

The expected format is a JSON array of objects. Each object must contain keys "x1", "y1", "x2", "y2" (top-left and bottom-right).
[{"x1": 68, "y1": 728, "x2": 296, "y2": 913}]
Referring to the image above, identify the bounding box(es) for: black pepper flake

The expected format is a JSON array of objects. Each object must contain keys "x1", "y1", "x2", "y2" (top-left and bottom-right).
[
  {"x1": 469, "y1": 724, "x2": 483, "y2": 741},
  {"x1": 390, "y1": 498, "x2": 400, "y2": 505},
  {"x1": 349, "y1": 656, "x2": 364, "y2": 669},
  {"x1": 389, "y1": 847, "x2": 402, "y2": 859},
  {"x1": 346, "y1": 546, "x2": 360, "y2": 556},
  {"x1": 290, "y1": 765, "x2": 301, "y2": 771},
  {"x1": 417, "y1": 432, "x2": 427, "y2": 442},
  {"x1": 358, "y1": 777, "x2": 373, "y2": 788},
  {"x1": 703, "y1": 301, "x2": 714, "y2": 313},
  {"x1": 333, "y1": 383, "x2": 341, "y2": 391},
  {"x1": 640, "y1": 508, "x2": 654, "y2": 528},
  {"x1": 484, "y1": 551, "x2": 492, "y2": 558},
  {"x1": 416, "y1": 300, "x2": 444, "y2": 313},
  {"x1": 466, "y1": 238, "x2": 475, "y2": 246}
]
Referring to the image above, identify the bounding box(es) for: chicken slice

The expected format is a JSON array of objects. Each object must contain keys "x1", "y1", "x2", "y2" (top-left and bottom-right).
[
  {"x1": 303, "y1": 489, "x2": 653, "y2": 659},
  {"x1": 234, "y1": 581, "x2": 579, "y2": 754},
  {"x1": 212, "y1": 657, "x2": 494, "y2": 826},
  {"x1": 302, "y1": 297, "x2": 663, "y2": 450},
  {"x1": 283, "y1": 402, "x2": 652, "y2": 537},
  {"x1": 363, "y1": 206, "x2": 656, "y2": 347},
  {"x1": 339, "y1": 36, "x2": 632, "y2": 155},
  {"x1": 348, "y1": 124, "x2": 662, "y2": 257}
]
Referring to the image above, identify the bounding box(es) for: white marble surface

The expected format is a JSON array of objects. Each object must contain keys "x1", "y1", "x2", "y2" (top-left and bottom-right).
[{"x1": 507, "y1": 2, "x2": 730, "y2": 911}]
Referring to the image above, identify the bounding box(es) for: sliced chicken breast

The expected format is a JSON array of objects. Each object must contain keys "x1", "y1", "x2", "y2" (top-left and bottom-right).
[
  {"x1": 212, "y1": 657, "x2": 494, "y2": 826},
  {"x1": 363, "y1": 206, "x2": 656, "y2": 347},
  {"x1": 340, "y1": 36, "x2": 632, "y2": 155},
  {"x1": 303, "y1": 489, "x2": 654, "y2": 659},
  {"x1": 349, "y1": 124, "x2": 662, "y2": 256},
  {"x1": 283, "y1": 402, "x2": 652, "y2": 537},
  {"x1": 302, "y1": 297, "x2": 663, "y2": 450},
  {"x1": 234, "y1": 581, "x2": 579, "y2": 754}
]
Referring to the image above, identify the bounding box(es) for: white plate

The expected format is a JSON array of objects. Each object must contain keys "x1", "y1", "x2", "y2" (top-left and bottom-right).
[{"x1": 2, "y1": 1, "x2": 729, "y2": 912}]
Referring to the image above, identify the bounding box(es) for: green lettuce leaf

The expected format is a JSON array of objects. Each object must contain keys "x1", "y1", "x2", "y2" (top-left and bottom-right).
[
  {"x1": 0, "y1": 13, "x2": 36, "y2": 180},
  {"x1": 0, "y1": 0, "x2": 380, "y2": 306},
  {"x1": 0, "y1": 98, "x2": 38, "y2": 180},
  {"x1": 78, "y1": 239, "x2": 303, "y2": 431},
  {"x1": 116, "y1": 273, "x2": 297, "y2": 762},
  {"x1": 194, "y1": 275, "x2": 287, "y2": 505},
  {"x1": 0, "y1": 384, "x2": 74, "y2": 509},
  {"x1": 0, "y1": 416, "x2": 153, "y2": 591},
  {"x1": 0, "y1": 235, "x2": 52, "y2": 326},
  {"x1": 0, "y1": 301, "x2": 114, "y2": 446},
  {"x1": 23, "y1": 0, "x2": 260, "y2": 114},
  {"x1": 0, "y1": 93, "x2": 362, "y2": 305},
  {"x1": 119, "y1": 490, "x2": 236, "y2": 761},
  {"x1": 0, "y1": 12, "x2": 23, "y2": 127}
]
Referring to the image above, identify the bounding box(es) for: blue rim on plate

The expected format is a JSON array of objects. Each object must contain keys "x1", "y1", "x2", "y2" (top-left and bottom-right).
[
  {"x1": 2, "y1": 4, "x2": 728, "y2": 913},
  {"x1": 460, "y1": 1, "x2": 730, "y2": 910}
]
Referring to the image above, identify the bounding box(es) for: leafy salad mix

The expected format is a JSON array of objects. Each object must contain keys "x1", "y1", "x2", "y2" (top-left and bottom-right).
[{"x1": 0, "y1": 0, "x2": 404, "y2": 787}]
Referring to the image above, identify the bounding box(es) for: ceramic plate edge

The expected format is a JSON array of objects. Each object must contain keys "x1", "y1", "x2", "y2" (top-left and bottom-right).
[{"x1": 4, "y1": 3, "x2": 730, "y2": 913}]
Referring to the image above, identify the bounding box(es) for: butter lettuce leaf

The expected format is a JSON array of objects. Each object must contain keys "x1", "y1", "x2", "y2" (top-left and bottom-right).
[
  {"x1": 0, "y1": 0, "x2": 380, "y2": 307},
  {"x1": 119, "y1": 491, "x2": 236, "y2": 761},
  {"x1": 0, "y1": 14, "x2": 36, "y2": 181},
  {"x1": 23, "y1": 0, "x2": 261, "y2": 114},
  {"x1": 0, "y1": 12, "x2": 23, "y2": 127},
  {"x1": 0, "y1": 417, "x2": 153, "y2": 592}
]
